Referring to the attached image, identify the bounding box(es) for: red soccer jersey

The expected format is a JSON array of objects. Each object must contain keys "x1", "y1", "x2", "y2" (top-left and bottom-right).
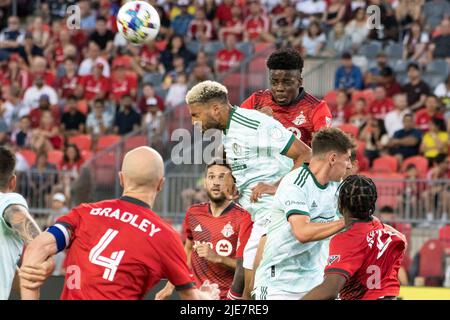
[
  {"x1": 243, "y1": 15, "x2": 270, "y2": 41},
  {"x1": 241, "y1": 89, "x2": 332, "y2": 146},
  {"x1": 415, "y1": 109, "x2": 444, "y2": 132},
  {"x1": 56, "y1": 196, "x2": 196, "y2": 300},
  {"x1": 216, "y1": 49, "x2": 244, "y2": 73},
  {"x1": 325, "y1": 219, "x2": 407, "y2": 300},
  {"x1": 369, "y1": 98, "x2": 394, "y2": 119},
  {"x1": 80, "y1": 75, "x2": 110, "y2": 101},
  {"x1": 57, "y1": 74, "x2": 80, "y2": 98},
  {"x1": 183, "y1": 202, "x2": 252, "y2": 300},
  {"x1": 110, "y1": 74, "x2": 138, "y2": 102}
]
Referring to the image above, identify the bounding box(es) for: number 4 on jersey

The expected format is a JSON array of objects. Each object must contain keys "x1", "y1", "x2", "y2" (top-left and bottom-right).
[{"x1": 89, "y1": 229, "x2": 126, "y2": 281}]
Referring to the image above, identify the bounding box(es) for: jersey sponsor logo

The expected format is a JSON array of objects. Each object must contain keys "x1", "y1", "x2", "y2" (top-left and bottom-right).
[
  {"x1": 216, "y1": 239, "x2": 233, "y2": 257},
  {"x1": 221, "y1": 222, "x2": 235, "y2": 238},
  {"x1": 292, "y1": 112, "x2": 306, "y2": 126},
  {"x1": 194, "y1": 224, "x2": 203, "y2": 232},
  {"x1": 287, "y1": 127, "x2": 302, "y2": 139},
  {"x1": 328, "y1": 255, "x2": 340, "y2": 266},
  {"x1": 285, "y1": 200, "x2": 306, "y2": 206}
]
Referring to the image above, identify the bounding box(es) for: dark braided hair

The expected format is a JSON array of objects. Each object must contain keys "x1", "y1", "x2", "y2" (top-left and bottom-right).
[{"x1": 337, "y1": 175, "x2": 378, "y2": 221}]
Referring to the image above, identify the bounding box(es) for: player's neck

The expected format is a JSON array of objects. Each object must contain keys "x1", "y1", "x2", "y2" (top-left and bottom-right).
[
  {"x1": 307, "y1": 161, "x2": 330, "y2": 187},
  {"x1": 222, "y1": 103, "x2": 233, "y2": 130},
  {"x1": 121, "y1": 191, "x2": 156, "y2": 209},
  {"x1": 209, "y1": 200, "x2": 232, "y2": 217}
]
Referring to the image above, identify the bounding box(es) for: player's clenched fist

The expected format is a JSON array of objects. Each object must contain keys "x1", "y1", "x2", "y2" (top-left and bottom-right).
[
  {"x1": 195, "y1": 243, "x2": 221, "y2": 264},
  {"x1": 19, "y1": 258, "x2": 55, "y2": 289}
]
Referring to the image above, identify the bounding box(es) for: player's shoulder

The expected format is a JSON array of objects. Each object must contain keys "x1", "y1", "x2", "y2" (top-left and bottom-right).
[
  {"x1": 187, "y1": 202, "x2": 210, "y2": 215},
  {"x1": 230, "y1": 202, "x2": 251, "y2": 217},
  {"x1": 232, "y1": 106, "x2": 267, "y2": 127},
  {"x1": 241, "y1": 89, "x2": 272, "y2": 108}
]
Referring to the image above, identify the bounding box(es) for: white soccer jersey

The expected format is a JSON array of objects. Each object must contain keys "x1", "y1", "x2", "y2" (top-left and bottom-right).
[
  {"x1": 254, "y1": 164, "x2": 341, "y2": 297},
  {"x1": 0, "y1": 192, "x2": 28, "y2": 300}
]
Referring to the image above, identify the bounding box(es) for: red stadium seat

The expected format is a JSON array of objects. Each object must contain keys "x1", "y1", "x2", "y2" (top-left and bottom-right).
[
  {"x1": 370, "y1": 172, "x2": 404, "y2": 208},
  {"x1": 69, "y1": 134, "x2": 92, "y2": 151},
  {"x1": 81, "y1": 150, "x2": 93, "y2": 162},
  {"x1": 249, "y1": 57, "x2": 267, "y2": 73},
  {"x1": 254, "y1": 43, "x2": 272, "y2": 52},
  {"x1": 20, "y1": 149, "x2": 36, "y2": 166},
  {"x1": 47, "y1": 150, "x2": 63, "y2": 166},
  {"x1": 418, "y1": 239, "x2": 445, "y2": 286},
  {"x1": 323, "y1": 90, "x2": 338, "y2": 109},
  {"x1": 96, "y1": 135, "x2": 121, "y2": 151},
  {"x1": 93, "y1": 151, "x2": 117, "y2": 185},
  {"x1": 401, "y1": 156, "x2": 429, "y2": 177},
  {"x1": 439, "y1": 225, "x2": 450, "y2": 241},
  {"x1": 77, "y1": 100, "x2": 89, "y2": 115},
  {"x1": 337, "y1": 124, "x2": 359, "y2": 138},
  {"x1": 372, "y1": 155, "x2": 399, "y2": 173},
  {"x1": 124, "y1": 135, "x2": 148, "y2": 152},
  {"x1": 352, "y1": 89, "x2": 375, "y2": 106},
  {"x1": 223, "y1": 73, "x2": 243, "y2": 105}
]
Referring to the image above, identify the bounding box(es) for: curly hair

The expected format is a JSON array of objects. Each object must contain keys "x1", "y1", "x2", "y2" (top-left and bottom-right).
[
  {"x1": 266, "y1": 48, "x2": 304, "y2": 72},
  {"x1": 337, "y1": 175, "x2": 378, "y2": 221}
]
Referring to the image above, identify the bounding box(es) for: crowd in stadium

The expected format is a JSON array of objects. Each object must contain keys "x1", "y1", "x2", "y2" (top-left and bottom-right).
[{"x1": 0, "y1": 0, "x2": 450, "y2": 225}]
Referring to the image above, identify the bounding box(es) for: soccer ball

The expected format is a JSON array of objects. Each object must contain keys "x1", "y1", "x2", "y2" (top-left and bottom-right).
[{"x1": 116, "y1": 1, "x2": 160, "y2": 44}]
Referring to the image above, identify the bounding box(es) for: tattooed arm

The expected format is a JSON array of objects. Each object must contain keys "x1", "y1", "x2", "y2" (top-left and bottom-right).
[{"x1": 3, "y1": 204, "x2": 41, "y2": 245}]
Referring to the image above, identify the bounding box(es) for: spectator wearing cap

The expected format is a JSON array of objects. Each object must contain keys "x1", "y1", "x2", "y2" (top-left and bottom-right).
[
  {"x1": 114, "y1": 94, "x2": 141, "y2": 136},
  {"x1": 334, "y1": 52, "x2": 364, "y2": 92},
  {"x1": 420, "y1": 117, "x2": 449, "y2": 165},
  {"x1": 218, "y1": 4, "x2": 244, "y2": 42},
  {"x1": 57, "y1": 57, "x2": 82, "y2": 99},
  {"x1": 86, "y1": 98, "x2": 113, "y2": 136},
  {"x1": 387, "y1": 113, "x2": 423, "y2": 160},
  {"x1": 138, "y1": 83, "x2": 164, "y2": 114},
  {"x1": 0, "y1": 16, "x2": 25, "y2": 58},
  {"x1": 171, "y1": 0, "x2": 194, "y2": 37},
  {"x1": 215, "y1": 34, "x2": 244, "y2": 74},
  {"x1": 49, "y1": 192, "x2": 69, "y2": 225},
  {"x1": 385, "y1": 93, "x2": 410, "y2": 137},
  {"x1": 89, "y1": 16, "x2": 114, "y2": 54},
  {"x1": 110, "y1": 63, "x2": 138, "y2": 103},
  {"x1": 78, "y1": 41, "x2": 110, "y2": 78},
  {"x1": 402, "y1": 62, "x2": 430, "y2": 112},
  {"x1": 380, "y1": 66, "x2": 402, "y2": 97},
  {"x1": 61, "y1": 95, "x2": 86, "y2": 136},
  {"x1": 365, "y1": 52, "x2": 389, "y2": 89},
  {"x1": 23, "y1": 73, "x2": 58, "y2": 111},
  {"x1": 79, "y1": 0, "x2": 97, "y2": 32},
  {"x1": 422, "y1": 0, "x2": 450, "y2": 31},
  {"x1": 428, "y1": 18, "x2": 450, "y2": 63},
  {"x1": 369, "y1": 86, "x2": 395, "y2": 120},
  {"x1": 78, "y1": 62, "x2": 110, "y2": 102},
  {"x1": 243, "y1": 0, "x2": 275, "y2": 43},
  {"x1": 28, "y1": 93, "x2": 60, "y2": 129},
  {"x1": 415, "y1": 95, "x2": 445, "y2": 132},
  {"x1": 187, "y1": 8, "x2": 213, "y2": 43}
]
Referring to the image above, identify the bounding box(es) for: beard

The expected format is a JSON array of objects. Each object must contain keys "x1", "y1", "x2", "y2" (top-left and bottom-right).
[{"x1": 206, "y1": 190, "x2": 227, "y2": 205}]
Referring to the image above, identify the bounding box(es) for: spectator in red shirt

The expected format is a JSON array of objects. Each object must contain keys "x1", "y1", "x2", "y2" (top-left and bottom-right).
[
  {"x1": 138, "y1": 41, "x2": 162, "y2": 75},
  {"x1": 218, "y1": 5, "x2": 244, "y2": 42},
  {"x1": 215, "y1": 34, "x2": 244, "y2": 74},
  {"x1": 348, "y1": 97, "x2": 369, "y2": 129},
  {"x1": 28, "y1": 94, "x2": 60, "y2": 129},
  {"x1": 330, "y1": 89, "x2": 353, "y2": 126},
  {"x1": 30, "y1": 109, "x2": 63, "y2": 151},
  {"x1": 1, "y1": 53, "x2": 30, "y2": 94},
  {"x1": 29, "y1": 56, "x2": 56, "y2": 87},
  {"x1": 57, "y1": 57, "x2": 82, "y2": 99},
  {"x1": 243, "y1": 0, "x2": 275, "y2": 43},
  {"x1": 110, "y1": 63, "x2": 138, "y2": 103},
  {"x1": 415, "y1": 94, "x2": 444, "y2": 132},
  {"x1": 380, "y1": 66, "x2": 402, "y2": 98},
  {"x1": 187, "y1": 8, "x2": 213, "y2": 43},
  {"x1": 215, "y1": 0, "x2": 234, "y2": 27},
  {"x1": 369, "y1": 86, "x2": 395, "y2": 119},
  {"x1": 44, "y1": 26, "x2": 72, "y2": 70},
  {"x1": 138, "y1": 83, "x2": 165, "y2": 114},
  {"x1": 79, "y1": 63, "x2": 110, "y2": 102}
]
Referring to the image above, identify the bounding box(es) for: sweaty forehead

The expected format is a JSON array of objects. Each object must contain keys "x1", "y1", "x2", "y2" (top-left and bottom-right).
[
  {"x1": 207, "y1": 165, "x2": 230, "y2": 175},
  {"x1": 269, "y1": 69, "x2": 300, "y2": 80}
]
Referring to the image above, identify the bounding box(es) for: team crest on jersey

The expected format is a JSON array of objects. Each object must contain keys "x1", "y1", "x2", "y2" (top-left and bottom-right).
[
  {"x1": 328, "y1": 255, "x2": 340, "y2": 266},
  {"x1": 232, "y1": 143, "x2": 241, "y2": 155},
  {"x1": 221, "y1": 222, "x2": 235, "y2": 238},
  {"x1": 292, "y1": 112, "x2": 306, "y2": 126}
]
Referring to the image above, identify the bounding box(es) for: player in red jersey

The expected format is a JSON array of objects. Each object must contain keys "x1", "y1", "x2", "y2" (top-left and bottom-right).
[
  {"x1": 18, "y1": 147, "x2": 220, "y2": 300},
  {"x1": 156, "y1": 160, "x2": 252, "y2": 300},
  {"x1": 303, "y1": 175, "x2": 407, "y2": 300}
]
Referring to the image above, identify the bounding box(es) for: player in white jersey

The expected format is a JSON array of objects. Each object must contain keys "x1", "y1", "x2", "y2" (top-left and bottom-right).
[
  {"x1": 253, "y1": 127, "x2": 354, "y2": 300},
  {"x1": 0, "y1": 146, "x2": 51, "y2": 300},
  {"x1": 186, "y1": 81, "x2": 311, "y2": 298}
]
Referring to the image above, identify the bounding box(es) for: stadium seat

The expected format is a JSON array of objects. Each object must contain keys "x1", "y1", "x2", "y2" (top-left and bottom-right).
[
  {"x1": 372, "y1": 155, "x2": 398, "y2": 173},
  {"x1": 223, "y1": 73, "x2": 243, "y2": 105},
  {"x1": 81, "y1": 150, "x2": 93, "y2": 162},
  {"x1": 47, "y1": 150, "x2": 63, "y2": 166},
  {"x1": 124, "y1": 135, "x2": 148, "y2": 152},
  {"x1": 247, "y1": 73, "x2": 266, "y2": 92},
  {"x1": 323, "y1": 90, "x2": 338, "y2": 109},
  {"x1": 439, "y1": 225, "x2": 450, "y2": 241},
  {"x1": 69, "y1": 134, "x2": 92, "y2": 151},
  {"x1": 254, "y1": 42, "x2": 273, "y2": 53},
  {"x1": 204, "y1": 41, "x2": 224, "y2": 56},
  {"x1": 249, "y1": 57, "x2": 267, "y2": 73},
  {"x1": 236, "y1": 42, "x2": 253, "y2": 57},
  {"x1": 370, "y1": 172, "x2": 404, "y2": 209},
  {"x1": 77, "y1": 100, "x2": 89, "y2": 115},
  {"x1": 20, "y1": 149, "x2": 36, "y2": 166},
  {"x1": 96, "y1": 135, "x2": 121, "y2": 151},
  {"x1": 426, "y1": 59, "x2": 449, "y2": 76},
  {"x1": 401, "y1": 156, "x2": 429, "y2": 177},
  {"x1": 185, "y1": 40, "x2": 201, "y2": 54},
  {"x1": 423, "y1": 73, "x2": 445, "y2": 89},
  {"x1": 358, "y1": 42, "x2": 382, "y2": 59},
  {"x1": 337, "y1": 124, "x2": 359, "y2": 138},
  {"x1": 392, "y1": 59, "x2": 410, "y2": 73},
  {"x1": 385, "y1": 42, "x2": 403, "y2": 60},
  {"x1": 351, "y1": 89, "x2": 375, "y2": 106},
  {"x1": 93, "y1": 151, "x2": 117, "y2": 185},
  {"x1": 418, "y1": 239, "x2": 445, "y2": 286}
]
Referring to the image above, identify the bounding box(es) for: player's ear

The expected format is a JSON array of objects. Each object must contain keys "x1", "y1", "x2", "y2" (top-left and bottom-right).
[
  {"x1": 8, "y1": 174, "x2": 16, "y2": 191},
  {"x1": 118, "y1": 172, "x2": 124, "y2": 188},
  {"x1": 156, "y1": 177, "x2": 165, "y2": 193}
]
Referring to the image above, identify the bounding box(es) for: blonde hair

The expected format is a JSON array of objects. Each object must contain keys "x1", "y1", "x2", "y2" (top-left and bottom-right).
[{"x1": 185, "y1": 80, "x2": 228, "y2": 105}]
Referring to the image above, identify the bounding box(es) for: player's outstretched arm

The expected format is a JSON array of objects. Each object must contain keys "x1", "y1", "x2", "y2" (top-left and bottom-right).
[
  {"x1": 302, "y1": 274, "x2": 346, "y2": 300},
  {"x1": 289, "y1": 215, "x2": 345, "y2": 243}
]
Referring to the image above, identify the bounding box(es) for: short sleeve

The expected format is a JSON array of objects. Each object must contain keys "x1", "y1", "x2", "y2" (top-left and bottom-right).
[
  {"x1": 240, "y1": 93, "x2": 256, "y2": 109},
  {"x1": 311, "y1": 101, "x2": 332, "y2": 131},
  {"x1": 235, "y1": 211, "x2": 253, "y2": 258},
  {"x1": 324, "y1": 234, "x2": 365, "y2": 280},
  {"x1": 258, "y1": 116, "x2": 296, "y2": 155},
  {"x1": 0, "y1": 193, "x2": 28, "y2": 225},
  {"x1": 159, "y1": 230, "x2": 196, "y2": 290},
  {"x1": 277, "y1": 182, "x2": 310, "y2": 220},
  {"x1": 182, "y1": 210, "x2": 192, "y2": 241},
  {"x1": 56, "y1": 205, "x2": 82, "y2": 232}
]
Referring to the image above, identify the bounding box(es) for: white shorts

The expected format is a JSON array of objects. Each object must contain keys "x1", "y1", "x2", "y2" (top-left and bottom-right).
[
  {"x1": 252, "y1": 287, "x2": 307, "y2": 300},
  {"x1": 242, "y1": 217, "x2": 270, "y2": 270}
]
